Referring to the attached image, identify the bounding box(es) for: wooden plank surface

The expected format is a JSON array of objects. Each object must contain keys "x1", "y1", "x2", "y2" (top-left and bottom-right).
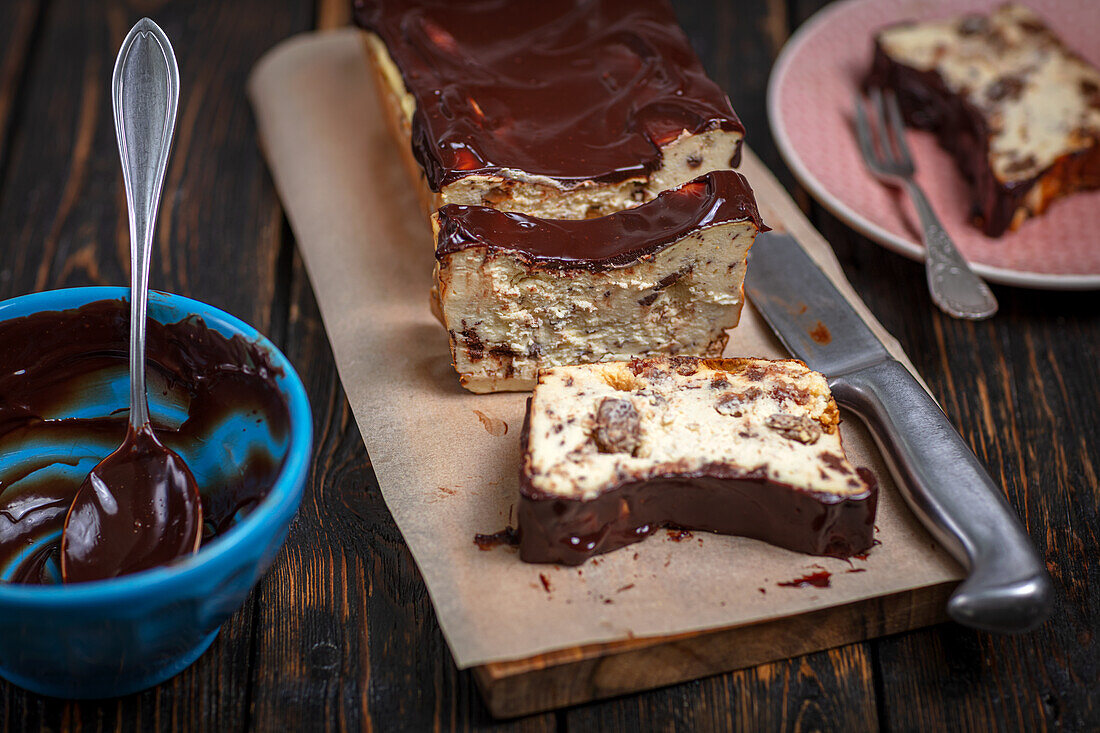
[
  {"x1": 248, "y1": 251, "x2": 556, "y2": 731},
  {"x1": 0, "y1": 0, "x2": 311, "y2": 730},
  {"x1": 480, "y1": 583, "x2": 950, "y2": 719},
  {"x1": 0, "y1": 0, "x2": 40, "y2": 175},
  {"x1": 0, "y1": 0, "x2": 1097, "y2": 729}
]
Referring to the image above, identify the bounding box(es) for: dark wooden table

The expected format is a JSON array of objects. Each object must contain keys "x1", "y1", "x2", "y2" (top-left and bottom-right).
[{"x1": 0, "y1": 0, "x2": 1096, "y2": 729}]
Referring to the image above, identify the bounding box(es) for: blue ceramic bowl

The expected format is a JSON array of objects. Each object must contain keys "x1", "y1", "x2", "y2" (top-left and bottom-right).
[{"x1": 0, "y1": 287, "x2": 312, "y2": 698}]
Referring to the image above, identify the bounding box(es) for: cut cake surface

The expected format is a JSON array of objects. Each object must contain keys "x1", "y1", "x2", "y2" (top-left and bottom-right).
[
  {"x1": 434, "y1": 172, "x2": 766, "y2": 392},
  {"x1": 519, "y1": 357, "x2": 878, "y2": 565}
]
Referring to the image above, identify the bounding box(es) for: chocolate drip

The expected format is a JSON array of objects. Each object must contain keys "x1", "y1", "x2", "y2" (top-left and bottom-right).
[
  {"x1": 0, "y1": 300, "x2": 290, "y2": 584},
  {"x1": 354, "y1": 0, "x2": 745, "y2": 190},
  {"x1": 435, "y1": 170, "x2": 766, "y2": 270}
]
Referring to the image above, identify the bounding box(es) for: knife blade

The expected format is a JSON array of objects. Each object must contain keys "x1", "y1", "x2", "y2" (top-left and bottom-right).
[{"x1": 745, "y1": 232, "x2": 1052, "y2": 634}]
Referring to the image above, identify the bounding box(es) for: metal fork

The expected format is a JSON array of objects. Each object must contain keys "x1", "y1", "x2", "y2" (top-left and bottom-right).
[{"x1": 854, "y1": 88, "x2": 997, "y2": 320}]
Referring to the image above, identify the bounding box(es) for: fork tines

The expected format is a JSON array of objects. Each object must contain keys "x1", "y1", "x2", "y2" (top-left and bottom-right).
[{"x1": 855, "y1": 88, "x2": 914, "y2": 178}]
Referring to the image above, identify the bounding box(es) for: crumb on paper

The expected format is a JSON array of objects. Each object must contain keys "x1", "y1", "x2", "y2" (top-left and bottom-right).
[
  {"x1": 473, "y1": 526, "x2": 519, "y2": 550},
  {"x1": 472, "y1": 409, "x2": 508, "y2": 436}
]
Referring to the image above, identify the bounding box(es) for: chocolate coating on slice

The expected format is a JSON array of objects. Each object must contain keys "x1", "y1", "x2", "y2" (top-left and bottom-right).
[
  {"x1": 517, "y1": 404, "x2": 877, "y2": 565},
  {"x1": 353, "y1": 0, "x2": 745, "y2": 191},
  {"x1": 434, "y1": 170, "x2": 766, "y2": 270},
  {"x1": 517, "y1": 358, "x2": 878, "y2": 564},
  {"x1": 867, "y1": 42, "x2": 1023, "y2": 236}
]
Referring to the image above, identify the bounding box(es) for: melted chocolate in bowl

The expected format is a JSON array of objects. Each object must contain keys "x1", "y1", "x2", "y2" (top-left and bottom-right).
[{"x1": 0, "y1": 299, "x2": 291, "y2": 584}]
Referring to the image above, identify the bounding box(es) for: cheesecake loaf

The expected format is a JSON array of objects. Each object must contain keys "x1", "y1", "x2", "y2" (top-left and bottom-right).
[
  {"x1": 434, "y1": 171, "x2": 766, "y2": 393},
  {"x1": 867, "y1": 3, "x2": 1100, "y2": 236},
  {"x1": 353, "y1": 0, "x2": 746, "y2": 220},
  {"x1": 519, "y1": 357, "x2": 877, "y2": 565}
]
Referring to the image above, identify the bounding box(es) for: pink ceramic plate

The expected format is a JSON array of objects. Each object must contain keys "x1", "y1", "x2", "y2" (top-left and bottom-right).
[{"x1": 768, "y1": 0, "x2": 1100, "y2": 289}]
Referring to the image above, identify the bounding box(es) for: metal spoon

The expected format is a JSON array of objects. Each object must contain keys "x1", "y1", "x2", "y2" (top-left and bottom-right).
[{"x1": 60, "y1": 18, "x2": 202, "y2": 583}]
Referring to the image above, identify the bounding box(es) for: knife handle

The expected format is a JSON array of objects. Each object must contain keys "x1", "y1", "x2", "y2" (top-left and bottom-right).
[{"x1": 829, "y1": 359, "x2": 1053, "y2": 634}]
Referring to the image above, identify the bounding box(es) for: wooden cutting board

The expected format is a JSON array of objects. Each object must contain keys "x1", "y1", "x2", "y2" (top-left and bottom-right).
[
  {"x1": 247, "y1": 29, "x2": 965, "y2": 720},
  {"x1": 475, "y1": 582, "x2": 952, "y2": 717},
  {"x1": 469, "y1": 147, "x2": 959, "y2": 719}
]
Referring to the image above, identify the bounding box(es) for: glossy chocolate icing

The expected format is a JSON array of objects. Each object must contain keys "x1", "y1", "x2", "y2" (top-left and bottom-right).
[
  {"x1": 435, "y1": 170, "x2": 766, "y2": 270},
  {"x1": 516, "y1": 403, "x2": 877, "y2": 566},
  {"x1": 0, "y1": 300, "x2": 290, "y2": 584},
  {"x1": 61, "y1": 424, "x2": 202, "y2": 584},
  {"x1": 353, "y1": 0, "x2": 745, "y2": 190}
]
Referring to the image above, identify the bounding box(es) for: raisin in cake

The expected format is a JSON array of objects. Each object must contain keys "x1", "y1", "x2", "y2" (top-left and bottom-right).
[
  {"x1": 353, "y1": 0, "x2": 746, "y2": 220},
  {"x1": 518, "y1": 357, "x2": 877, "y2": 565},
  {"x1": 867, "y1": 3, "x2": 1100, "y2": 236},
  {"x1": 434, "y1": 171, "x2": 767, "y2": 393}
]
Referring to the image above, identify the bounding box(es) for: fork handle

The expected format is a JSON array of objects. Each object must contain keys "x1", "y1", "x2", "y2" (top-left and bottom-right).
[{"x1": 904, "y1": 180, "x2": 997, "y2": 320}]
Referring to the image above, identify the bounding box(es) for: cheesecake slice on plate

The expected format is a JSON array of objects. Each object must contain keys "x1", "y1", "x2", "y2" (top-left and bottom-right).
[{"x1": 868, "y1": 3, "x2": 1100, "y2": 236}]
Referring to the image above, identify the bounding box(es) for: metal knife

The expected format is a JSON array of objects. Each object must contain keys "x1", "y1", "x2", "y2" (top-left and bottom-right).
[{"x1": 745, "y1": 232, "x2": 1052, "y2": 634}]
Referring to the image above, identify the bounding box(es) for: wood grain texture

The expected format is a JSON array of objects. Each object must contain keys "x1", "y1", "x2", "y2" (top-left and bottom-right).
[
  {"x1": 483, "y1": 583, "x2": 949, "y2": 719},
  {"x1": 0, "y1": 0, "x2": 310, "y2": 730},
  {"x1": 563, "y1": 645, "x2": 878, "y2": 733},
  {"x1": 0, "y1": 0, "x2": 1097, "y2": 729},
  {"x1": 248, "y1": 252, "x2": 556, "y2": 732},
  {"x1": 0, "y1": 0, "x2": 40, "y2": 176},
  {"x1": 0, "y1": 0, "x2": 308, "y2": 329}
]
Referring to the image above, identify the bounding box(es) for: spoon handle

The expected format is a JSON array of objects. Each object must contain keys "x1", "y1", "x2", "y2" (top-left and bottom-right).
[{"x1": 113, "y1": 18, "x2": 179, "y2": 430}]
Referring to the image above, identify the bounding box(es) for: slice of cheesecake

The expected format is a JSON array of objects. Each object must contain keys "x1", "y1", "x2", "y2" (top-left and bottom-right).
[
  {"x1": 353, "y1": 0, "x2": 746, "y2": 221},
  {"x1": 867, "y1": 3, "x2": 1100, "y2": 236},
  {"x1": 434, "y1": 171, "x2": 766, "y2": 393},
  {"x1": 518, "y1": 357, "x2": 877, "y2": 565}
]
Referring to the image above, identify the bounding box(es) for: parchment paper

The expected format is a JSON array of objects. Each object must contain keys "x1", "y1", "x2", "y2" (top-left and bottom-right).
[{"x1": 247, "y1": 29, "x2": 962, "y2": 669}]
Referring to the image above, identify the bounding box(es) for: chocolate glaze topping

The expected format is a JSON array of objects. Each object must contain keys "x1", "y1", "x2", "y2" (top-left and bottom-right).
[
  {"x1": 516, "y1": 404, "x2": 877, "y2": 566},
  {"x1": 0, "y1": 300, "x2": 290, "y2": 584},
  {"x1": 354, "y1": 0, "x2": 745, "y2": 190},
  {"x1": 435, "y1": 170, "x2": 766, "y2": 270}
]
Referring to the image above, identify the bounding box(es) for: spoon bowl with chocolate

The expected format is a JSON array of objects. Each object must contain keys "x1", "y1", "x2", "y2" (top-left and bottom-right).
[
  {"x1": 0, "y1": 287, "x2": 312, "y2": 698},
  {"x1": 59, "y1": 18, "x2": 204, "y2": 585}
]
